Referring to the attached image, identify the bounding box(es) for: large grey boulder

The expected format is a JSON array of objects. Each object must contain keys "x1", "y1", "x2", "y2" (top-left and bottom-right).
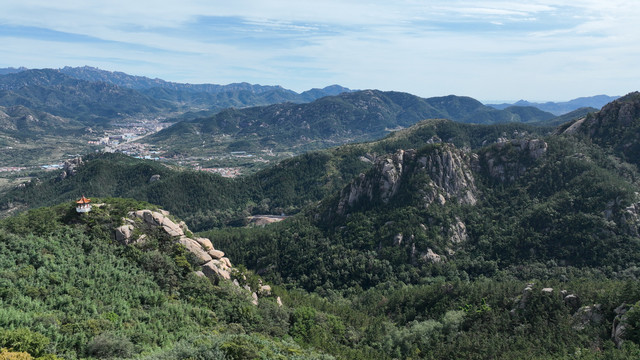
[
  {"x1": 115, "y1": 224, "x2": 134, "y2": 243},
  {"x1": 178, "y1": 236, "x2": 212, "y2": 265},
  {"x1": 201, "y1": 260, "x2": 231, "y2": 280},
  {"x1": 209, "y1": 249, "x2": 225, "y2": 259},
  {"x1": 161, "y1": 216, "x2": 184, "y2": 237}
]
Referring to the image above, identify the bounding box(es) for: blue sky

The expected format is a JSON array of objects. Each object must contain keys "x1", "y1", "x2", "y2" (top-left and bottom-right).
[{"x1": 1, "y1": 1, "x2": 638, "y2": 101}]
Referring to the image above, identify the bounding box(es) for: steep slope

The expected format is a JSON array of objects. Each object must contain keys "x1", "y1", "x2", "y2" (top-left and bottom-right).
[
  {"x1": 212, "y1": 134, "x2": 640, "y2": 291},
  {"x1": 561, "y1": 92, "x2": 640, "y2": 167}
]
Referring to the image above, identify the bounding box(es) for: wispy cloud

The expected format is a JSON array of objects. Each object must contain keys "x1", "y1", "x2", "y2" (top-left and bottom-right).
[{"x1": 0, "y1": 0, "x2": 638, "y2": 100}]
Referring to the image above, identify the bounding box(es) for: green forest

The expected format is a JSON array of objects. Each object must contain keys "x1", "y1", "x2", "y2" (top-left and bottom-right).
[{"x1": 0, "y1": 93, "x2": 640, "y2": 359}]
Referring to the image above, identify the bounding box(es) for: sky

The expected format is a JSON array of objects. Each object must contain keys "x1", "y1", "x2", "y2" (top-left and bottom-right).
[{"x1": 0, "y1": 1, "x2": 638, "y2": 101}]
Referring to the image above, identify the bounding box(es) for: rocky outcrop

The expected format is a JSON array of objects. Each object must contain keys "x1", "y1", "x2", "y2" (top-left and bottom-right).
[
  {"x1": 113, "y1": 208, "x2": 279, "y2": 306},
  {"x1": 178, "y1": 237, "x2": 212, "y2": 265},
  {"x1": 612, "y1": 304, "x2": 630, "y2": 347},
  {"x1": 603, "y1": 193, "x2": 640, "y2": 237},
  {"x1": 115, "y1": 224, "x2": 134, "y2": 243},
  {"x1": 337, "y1": 149, "x2": 412, "y2": 214},
  {"x1": 573, "y1": 304, "x2": 604, "y2": 330},
  {"x1": 417, "y1": 146, "x2": 477, "y2": 207},
  {"x1": 448, "y1": 217, "x2": 468, "y2": 244},
  {"x1": 202, "y1": 259, "x2": 232, "y2": 280},
  {"x1": 511, "y1": 283, "x2": 535, "y2": 313},
  {"x1": 480, "y1": 138, "x2": 548, "y2": 182},
  {"x1": 621, "y1": 198, "x2": 640, "y2": 237},
  {"x1": 58, "y1": 157, "x2": 84, "y2": 180},
  {"x1": 564, "y1": 294, "x2": 581, "y2": 312},
  {"x1": 421, "y1": 248, "x2": 441, "y2": 263},
  {"x1": 117, "y1": 209, "x2": 234, "y2": 283},
  {"x1": 337, "y1": 145, "x2": 477, "y2": 215}
]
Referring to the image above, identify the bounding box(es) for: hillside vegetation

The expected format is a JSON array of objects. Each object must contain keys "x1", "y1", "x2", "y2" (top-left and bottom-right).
[
  {"x1": 2, "y1": 93, "x2": 640, "y2": 358},
  {"x1": 147, "y1": 90, "x2": 557, "y2": 155}
]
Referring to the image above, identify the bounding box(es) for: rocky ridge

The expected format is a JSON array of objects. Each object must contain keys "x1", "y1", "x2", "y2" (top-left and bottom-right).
[
  {"x1": 337, "y1": 144, "x2": 477, "y2": 215},
  {"x1": 115, "y1": 208, "x2": 276, "y2": 305},
  {"x1": 478, "y1": 138, "x2": 548, "y2": 182}
]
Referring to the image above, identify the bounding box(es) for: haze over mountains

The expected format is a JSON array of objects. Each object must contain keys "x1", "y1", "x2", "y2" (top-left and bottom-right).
[
  {"x1": 487, "y1": 95, "x2": 619, "y2": 115},
  {"x1": 0, "y1": 66, "x2": 615, "y2": 121}
]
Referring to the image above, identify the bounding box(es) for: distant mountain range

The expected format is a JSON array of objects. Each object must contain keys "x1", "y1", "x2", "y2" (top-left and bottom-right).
[
  {"x1": 0, "y1": 66, "x2": 354, "y2": 113},
  {"x1": 0, "y1": 66, "x2": 605, "y2": 162},
  {"x1": 487, "y1": 95, "x2": 619, "y2": 115},
  {"x1": 147, "y1": 90, "x2": 562, "y2": 154}
]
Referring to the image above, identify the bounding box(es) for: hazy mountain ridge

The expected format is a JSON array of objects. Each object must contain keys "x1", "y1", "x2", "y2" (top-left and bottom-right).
[
  {"x1": 0, "y1": 69, "x2": 174, "y2": 123},
  {"x1": 488, "y1": 94, "x2": 619, "y2": 115},
  {"x1": 0, "y1": 66, "x2": 355, "y2": 120},
  {"x1": 58, "y1": 66, "x2": 354, "y2": 100},
  {"x1": 148, "y1": 90, "x2": 558, "y2": 155}
]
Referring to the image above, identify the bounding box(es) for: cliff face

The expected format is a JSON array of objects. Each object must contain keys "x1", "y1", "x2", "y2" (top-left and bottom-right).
[{"x1": 336, "y1": 144, "x2": 477, "y2": 215}]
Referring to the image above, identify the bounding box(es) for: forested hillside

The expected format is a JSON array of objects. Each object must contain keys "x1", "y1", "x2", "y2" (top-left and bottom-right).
[
  {"x1": 0, "y1": 69, "x2": 174, "y2": 124},
  {"x1": 2, "y1": 94, "x2": 640, "y2": 358},
  {"x1": 0, "y1": 120, "x2": 549, "y2": 231},
  {"x1": 147, "y1": 90, "x2": 558, "y2": 155}
]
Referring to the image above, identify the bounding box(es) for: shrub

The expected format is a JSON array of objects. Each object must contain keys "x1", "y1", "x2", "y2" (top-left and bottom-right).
[
  {"x1": 86, "y1": 333, "x2": 134, "y2": 359},
  {"x1": 0, "y1": 329, "x2": 49, "y2": 358}
]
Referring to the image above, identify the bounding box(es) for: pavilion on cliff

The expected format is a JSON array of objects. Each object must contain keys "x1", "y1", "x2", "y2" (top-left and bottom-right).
[{"x1": 76, "y1": 196, "x2": 92, "y2": 213}]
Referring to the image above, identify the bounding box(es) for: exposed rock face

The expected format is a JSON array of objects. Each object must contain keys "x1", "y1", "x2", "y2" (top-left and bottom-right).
[
  {"x1": 115, "y1": 224, "x2": 134, "y2": 244},
  {"x1": 122, "y1": 209, "x2": 233, "y2": 282},
  {"x1": 621, "y1": 198, "x2": 640, "y2": 237},
  {"x1": 604, "y1": 194, "x2": 640, "y2": 237},
  {"x1": 149, "y1": 174, "x2": 161, "y2": 183},
  {"x1": 115, "y1": 208, "x2": 279, "y2": 306},
  {"x1": 178, "y1": 236, "x2": 213, "y2": 265},
  {"x1": 416, "y1": 146, "x2": 477, "y2": 207},
  {"x1": 564, "y1": 294, "x2": 581, "y2": 311},
  {"x1": 612, "y1": 304, "x2": 630, "y2": 348},
  {"x1": 564, "y1": 92, "x2": 640, "y2": 138},
  {"x1": 337, "y1": 145, "x2": 477, "y2": 215},
  {"x1": 481, "y1": 138, "x2": 548, "y2": 182},
  {"x1": 393, "y1": 233, "x2": 403, "y2": 246},
  {"x1": 448, "y1": 217, "x2": 468, "y2": 244},
  {"x1": 514, "y1": 283, "x2": 535, "y2": 311},
  {"x1": 337, "y1": 149, "x2": 412, "y2": 214},
  {"x1": 421, "y1": 248, "x2": 441, "y2": 263},
  {"x1": 58, "y1": 157, "x2": 84, "y2": 180},
  {"x1": 202, "y1": 260, "x2": 231, "y2": 280},
  {"x1": 573, "y1": 304, "x2": 603, "y2": 330}
]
